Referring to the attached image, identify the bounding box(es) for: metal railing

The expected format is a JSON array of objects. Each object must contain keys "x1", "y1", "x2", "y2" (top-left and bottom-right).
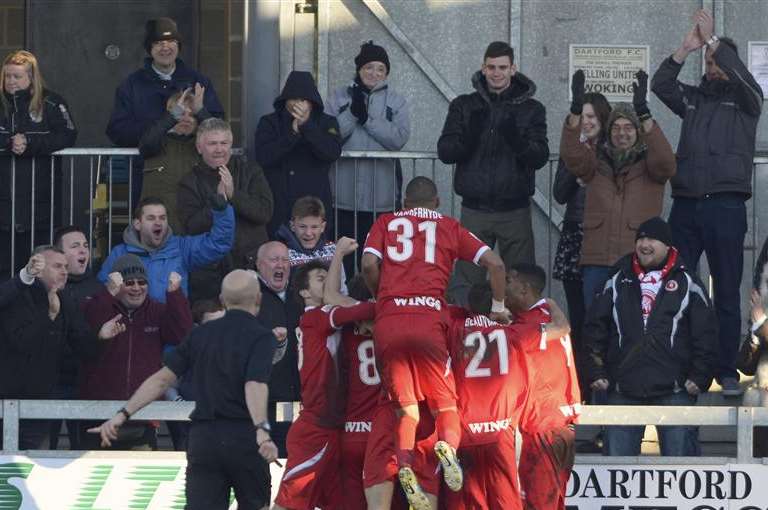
[
  {"x1": 2, "y1": 400, "x2": 767, "y2": 464},
  {"x1": 4, "y1": 148, "x2": 765, "y2": 280}
]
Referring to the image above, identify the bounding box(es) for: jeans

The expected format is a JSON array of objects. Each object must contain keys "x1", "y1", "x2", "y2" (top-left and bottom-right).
[
  {"x1": 604, "y1": 390, "x2": 700, "y2": 456},
  {"x1": 669, "y1": 194, "x2": 747, "y2": 381},
  {"x1": 581, "y1": 265, "x2": 614, "y2": 311}
]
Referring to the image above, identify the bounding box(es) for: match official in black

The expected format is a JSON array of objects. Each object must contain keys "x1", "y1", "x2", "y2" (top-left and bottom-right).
[{"x1": 90, "y1": 269, "x2": 280, "y2": 509}]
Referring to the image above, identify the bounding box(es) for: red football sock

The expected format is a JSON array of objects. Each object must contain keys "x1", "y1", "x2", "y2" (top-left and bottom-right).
[
  {"x1": 436, "y1": 409, "x2": 461, "y2": 450},
  {"x1": 395, "y1": 414, "x2": 418, "y2": 467}
]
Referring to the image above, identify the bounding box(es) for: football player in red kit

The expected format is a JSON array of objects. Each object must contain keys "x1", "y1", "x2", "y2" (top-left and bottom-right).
[
  {"x1": 506, "y1": 264, "x2": 581, "y2": 510},
  {"x1": 326, "y1": 237, "x2": 441, "y2": 510},
  {"x1": 443, "y1": 284, "x2": 571, "y2": 510},
  {"x1": 361, "y1": 177, "x2": 510, "y2": 509},
  {"x1": 273, "y1": 260, "x2": 375, "y2": 510}
]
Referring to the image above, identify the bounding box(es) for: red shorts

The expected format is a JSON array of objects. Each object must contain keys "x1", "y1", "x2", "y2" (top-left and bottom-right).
[
  {"x1": 375, "y1": 313, "x2": 456, "y2": 409},
  {"x1": 275, "y1": 416, "x2": 341, "y2": 509},
  {"x1": 519, "y1": 426, "x2": 576, "y2": 510},
  {"x1": 340, "y1": 436, "x2": 367, "y2": 510},
  {"x1": 363, "y1": 401, "x2": 439, "y2": 496},
  {"x1": 441, "y1": 429, "x2": 521, "y2": 510}
]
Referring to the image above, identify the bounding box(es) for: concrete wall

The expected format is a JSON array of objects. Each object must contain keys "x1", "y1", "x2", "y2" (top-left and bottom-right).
[{"x1": 294, "y1": 0, "x2": 767, "y2": 305}]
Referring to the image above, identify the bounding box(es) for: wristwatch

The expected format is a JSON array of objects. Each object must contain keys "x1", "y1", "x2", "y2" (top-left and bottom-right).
[
  {"x1": 254, "y1": 420, "x2": 272, "y2": 433},
  {"x1": 707, "y1": 35, "x2": 719, "y2": 46},
  {"x1": 118, "y1": 407, "x2": 131, "y2": 421}
]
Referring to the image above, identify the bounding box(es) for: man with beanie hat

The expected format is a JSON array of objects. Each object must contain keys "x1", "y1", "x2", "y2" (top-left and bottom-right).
[
  {"x1": 255, "y1": 71, "x2": 341, "y2": 237},
  {"x1": 438, "y1": 41, "x2": 549, "y2": 306},
  {"x1": 106, "y1": 16, "x2": 224, "y2": 204},
  {"x1": 562, "y1": 69, "x2": 676, "y2": 311},
  {"x1": 80, "y1": 256, "x2": 192, "y2": 450},
  {"x1": 327, "y1": 41, "x2": 410, "y2": 276},
  {"x1": 583, "y1": 216, "x2": 718, "y2": 457}
]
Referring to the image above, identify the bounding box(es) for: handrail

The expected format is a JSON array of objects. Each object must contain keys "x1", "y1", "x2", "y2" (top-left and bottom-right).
[{"x1": 2, "y1": 400, "x2": 768, "y2": 463}]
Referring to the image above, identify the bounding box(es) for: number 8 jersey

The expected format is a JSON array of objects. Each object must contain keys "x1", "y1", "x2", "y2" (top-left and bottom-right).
[{"x1": 363, "y1": 207, "x2": 489, "y2": 315}]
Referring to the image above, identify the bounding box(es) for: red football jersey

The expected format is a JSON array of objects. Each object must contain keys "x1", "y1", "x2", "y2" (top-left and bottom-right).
[
  {"x1": 448, "y1": 310, "x2": 537, "y2": 447},
  {"x1": 363, "y1": 207, "x2": 488, "y2": 315},
  {"x1": 512, "y1": 300, "x2": 582, "y2": 433},
  {"x1": 341, "y1": 322, "x2": 381, "y2": 442},
  {"x1": 296, "y1": 302, "x2": 376, "y2": 428}
]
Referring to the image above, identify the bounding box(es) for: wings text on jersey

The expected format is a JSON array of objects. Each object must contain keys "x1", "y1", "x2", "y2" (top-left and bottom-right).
[
  {"x1": 467, "y1": 418, "x2": 513, "y2": 434},
  {"x1": 393, "y1": 296, "x2": 442, "y2": 311}
]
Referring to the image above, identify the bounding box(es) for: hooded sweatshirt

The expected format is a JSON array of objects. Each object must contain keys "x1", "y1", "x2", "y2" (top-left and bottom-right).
[
  {"x1": 254, "y1": 71, "x2": 342, "y2": 237},
  {"x1": 97, "y1": 204, "x2": 235, "y2": 302}
]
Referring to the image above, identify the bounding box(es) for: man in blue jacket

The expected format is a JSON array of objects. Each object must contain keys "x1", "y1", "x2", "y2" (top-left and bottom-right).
[
  {"x1": 98, "y1": 196, "x2": 235, "y2": 303},
  {"x1": 105, "y1": 17, "x2": 224, "y2": 203}
]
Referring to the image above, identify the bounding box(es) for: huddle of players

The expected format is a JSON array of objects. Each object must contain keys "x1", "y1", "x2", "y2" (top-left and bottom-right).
[{"x1": 272, "y1": 176, "x2": 580, "y2": 510}]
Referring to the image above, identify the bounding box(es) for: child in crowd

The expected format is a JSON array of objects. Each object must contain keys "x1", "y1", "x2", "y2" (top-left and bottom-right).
[{"x1": 275, "y1": 195, "x2": 347, "y2": 291}]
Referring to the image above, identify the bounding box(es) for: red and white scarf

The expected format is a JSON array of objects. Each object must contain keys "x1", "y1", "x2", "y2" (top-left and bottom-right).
[{"x1": 632, "y1": 248, "x2": 678, "y2": 325}]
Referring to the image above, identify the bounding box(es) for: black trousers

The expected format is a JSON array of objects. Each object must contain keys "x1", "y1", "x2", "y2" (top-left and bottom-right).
[{"x1": 185, "y1": 420, "x2": 271, "y2": 510}]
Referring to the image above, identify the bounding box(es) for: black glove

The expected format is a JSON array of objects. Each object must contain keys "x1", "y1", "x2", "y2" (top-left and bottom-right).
[
  {"x1": 570, "y1": 70, "x2": 586, "y2": 115},
  {"x1": 350, "y1": 84, "x2": 368, "y2": 125},
  {"x1": 209, "y1": 192, "x2": 228, "y2": 212},
  {"x1": 464, "y1": 108, "x2": 487, "y2": 149},
  {"x1": 499, "y1": 114, "x2": 526, "y2": 152},
  {"x1": 632, "y1": 70, "x2": 650, "y2": 118}
]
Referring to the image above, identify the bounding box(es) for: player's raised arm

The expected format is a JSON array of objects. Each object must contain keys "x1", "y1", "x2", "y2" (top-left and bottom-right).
[
  {"x1": 325, "y1": 237, "x2": 360, "y2": 306},
  {"x1": 477, "y1": 250, "x2": 511, "y2": 323}
]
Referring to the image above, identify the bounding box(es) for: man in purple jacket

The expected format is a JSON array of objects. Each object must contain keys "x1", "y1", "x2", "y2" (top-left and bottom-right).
[{"x1": 80, "y1": 253, "x2": 193, "y2": 450}]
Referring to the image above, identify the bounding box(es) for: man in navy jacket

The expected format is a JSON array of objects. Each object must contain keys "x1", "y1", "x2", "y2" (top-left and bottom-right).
[{"x1": 105, "y1": 17, "x2": 224, "y2": 202}]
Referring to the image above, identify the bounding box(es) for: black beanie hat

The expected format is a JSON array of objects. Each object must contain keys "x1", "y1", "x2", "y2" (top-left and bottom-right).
[
  {"x1": 635, "y1": 217, "x2": 673, "y2": 246},
  {"x1": 354, "y1": 41, "x2": 390, "y2": 73},
  {"x1": 112, "y1": 254, "x2": 147, "y2": 281},
  {"x1": 144, "y1": 18, "x2": 182, "y2": 54}
]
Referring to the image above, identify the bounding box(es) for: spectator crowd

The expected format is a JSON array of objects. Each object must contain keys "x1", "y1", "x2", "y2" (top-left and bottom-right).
[{"x1": 1, "y1": 7, "x2": 767, "y2": 510}]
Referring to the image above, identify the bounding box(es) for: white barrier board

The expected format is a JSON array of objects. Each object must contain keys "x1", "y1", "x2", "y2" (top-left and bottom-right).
[{"x1": 2, "y1": 456, "x2": 768, "y2": 509}]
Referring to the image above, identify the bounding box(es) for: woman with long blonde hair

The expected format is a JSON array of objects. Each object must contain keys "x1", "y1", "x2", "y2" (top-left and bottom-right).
[{"x1": 1, "y1": 49, "x2": 77, "y2": 277}]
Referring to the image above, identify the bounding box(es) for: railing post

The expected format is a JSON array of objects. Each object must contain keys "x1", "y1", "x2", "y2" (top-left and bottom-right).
[
  {"x1": 2, "y1": 400, "x2": 20, "y2": 452},
  {"x1": 737, "y1": 406, "x2": 755, "y2": 463}
]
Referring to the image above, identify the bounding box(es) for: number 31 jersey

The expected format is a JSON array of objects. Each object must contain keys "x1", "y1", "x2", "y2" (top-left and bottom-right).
[{"x1": 363, "y1": 207, "x2": 489, "y2": 315}]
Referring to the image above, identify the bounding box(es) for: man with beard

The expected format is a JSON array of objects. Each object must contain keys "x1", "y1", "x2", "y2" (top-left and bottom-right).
[
  {"x1": 583, "y1": 217, "x2": 718, "y2": 456},
  {"x1": 97, "y1": 195, "x2": 234, "y2": 303},
  {"x1": 651, "y1": 9, "x2": 763, "y2": 396}
]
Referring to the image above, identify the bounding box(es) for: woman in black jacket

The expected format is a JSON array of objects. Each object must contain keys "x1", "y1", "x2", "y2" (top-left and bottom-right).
[
  {"x1": 552, "y1": 92, "x2": 610, "y2": 393},
  {"x1": 0, "y1": 50, "x2": 77, "y2": 278}
]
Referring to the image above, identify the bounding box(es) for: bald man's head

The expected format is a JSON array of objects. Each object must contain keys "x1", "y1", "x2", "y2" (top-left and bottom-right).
[
  {"x1": 404, "y1": 176, "x2": 439, "y2": 210},
  {"x1": 256, "y1": 241, "x2": 290, "y2": 292},
  {"x1": 220, "y1": 269, "x2": 262, "y2": 315}
]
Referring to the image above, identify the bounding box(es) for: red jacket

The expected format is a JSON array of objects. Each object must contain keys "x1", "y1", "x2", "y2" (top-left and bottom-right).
[{"x1": 79, "y1": 288, "x2": 192, "y2": 400}]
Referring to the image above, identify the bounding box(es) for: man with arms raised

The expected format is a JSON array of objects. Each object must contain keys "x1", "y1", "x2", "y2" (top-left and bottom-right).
[
  {"x1": 90, "y1": 270, "x2": 280, "y2": 509},
  {"x1": 98, "y1": 195, "x2": 234, "y2": 303},
  {"x1": 361, "y1": 176, "x2": 509, "y2": 509}
]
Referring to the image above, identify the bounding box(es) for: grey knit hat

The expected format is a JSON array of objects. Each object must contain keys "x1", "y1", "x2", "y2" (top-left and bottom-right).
[{"x1": 112, "y1": 254, "x2": 147, "y2": 281}]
